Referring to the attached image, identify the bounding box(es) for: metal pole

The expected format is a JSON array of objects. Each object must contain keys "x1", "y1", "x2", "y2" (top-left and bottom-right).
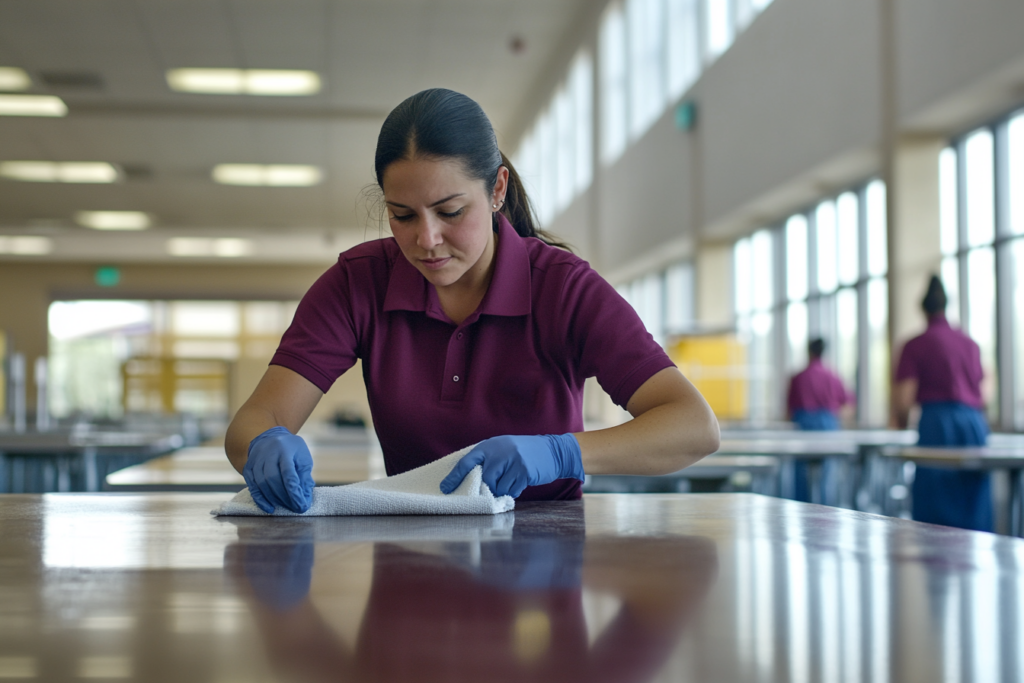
[
  {"x1": 10, "y1": 353, "x2": 26, "y2": 433},
  {"x1": 35, "y1": 356, "x2": 50, "y2": 432}
]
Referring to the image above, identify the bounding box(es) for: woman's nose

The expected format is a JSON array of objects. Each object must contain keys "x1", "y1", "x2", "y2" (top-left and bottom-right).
[{"x1": 416, "y1": 218, "x2": 443, "y2": 250}]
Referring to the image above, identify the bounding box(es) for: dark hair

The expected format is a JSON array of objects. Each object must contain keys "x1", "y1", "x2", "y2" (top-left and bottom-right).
[
  {"x1": 808, "y1": 338, "x2": 826, "y2": 358},
  {"x1": 922, "y1": 275, "x2": 947, "y2": 316},
  {"x1": 374, "y1": 88, "x2": 568, "y2": 249}
]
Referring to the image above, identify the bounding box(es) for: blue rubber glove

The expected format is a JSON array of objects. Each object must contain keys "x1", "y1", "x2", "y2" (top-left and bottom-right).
[
  {"x1": 439, "y1": 434, "x2": 584, "y2": 499},
  {"x1": 243, "y1": 426, "x2": 315, "y2": 514}
]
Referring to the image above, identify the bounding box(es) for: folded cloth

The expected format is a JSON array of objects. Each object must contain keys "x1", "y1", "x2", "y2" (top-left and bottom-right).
[{"x1": 212, "y1": 445, "x2": 515, "y2": 517}]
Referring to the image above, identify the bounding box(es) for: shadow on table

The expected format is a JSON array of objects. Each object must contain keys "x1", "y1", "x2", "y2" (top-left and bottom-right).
[{"x1": 222, "y1": 508, "x2": 718, "y2": 683}]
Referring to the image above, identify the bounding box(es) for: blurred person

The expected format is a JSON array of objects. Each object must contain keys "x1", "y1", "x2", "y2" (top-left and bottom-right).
[
  {"x1": 786, "y1": 337, "x2": 854, "y2": 431},
  {"x1": 892, "y1": 275, "x2": 991, "y2": 531},
  {"x1": 785, "y1": 337, "x2": 854, "y2": 502},
  {"x1": 225, "y1": 88, "x2": 719, "y2": 513}
]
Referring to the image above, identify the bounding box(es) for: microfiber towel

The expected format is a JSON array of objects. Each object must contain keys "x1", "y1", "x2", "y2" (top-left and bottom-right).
[{"x1": 212, "y1": 445, "x2": 514, "y2": 517}]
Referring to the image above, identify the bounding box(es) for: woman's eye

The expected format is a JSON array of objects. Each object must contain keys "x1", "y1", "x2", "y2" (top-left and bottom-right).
[
  {"x1": 439, "y1": 208, "x2": 464, "y2": 219},
  {"x1": 390, "y1": 213, "x2": 414, "y2": 222}
]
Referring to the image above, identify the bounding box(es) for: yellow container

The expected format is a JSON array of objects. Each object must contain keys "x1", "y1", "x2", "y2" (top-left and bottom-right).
[{"x1": 668, "y1": 334, "x2": 748, "y2": 421}]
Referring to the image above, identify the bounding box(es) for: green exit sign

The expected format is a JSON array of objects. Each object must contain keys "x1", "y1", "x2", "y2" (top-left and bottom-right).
[
  {"x1": 95, "y1": 266, "x2": 120, "y2": 287},
  {"x1": 675, "y1": 101, "x2": 698, "y2": 131}
]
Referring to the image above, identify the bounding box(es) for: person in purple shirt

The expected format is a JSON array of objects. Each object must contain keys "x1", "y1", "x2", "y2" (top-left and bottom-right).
[
  {"x1": 893, "y1": 275, "x2": 990, "y2": 531},
  {"x1": 224, "y1": 88, "x2": 720, "y2": 513},
  {"x1": 787, "y1": 338, "x2": 853, "y2": 431},
  {"x1": 784, "y1": 338, "x2": 853, "y2": 502}
]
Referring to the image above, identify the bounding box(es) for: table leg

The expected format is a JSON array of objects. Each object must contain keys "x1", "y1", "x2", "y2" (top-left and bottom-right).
[
  {"x1": 84, "y1": 448, "x2": 98, "y2": 492},
  {"x1": 1010, "y1": 468, "x2": 1023, "y2": 538}
]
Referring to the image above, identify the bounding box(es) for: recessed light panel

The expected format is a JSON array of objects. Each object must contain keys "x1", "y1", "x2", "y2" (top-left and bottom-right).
[
  {"x1": 75, "y1": 211, "x2": 151, "y2": 231},
  {"x1": 0, "y1": 162, "x2": 119, "y2": 183},
  {"x1": 0, "y1": 67, "x2": 32, "y2": 91},
  {"x1": 166, "y1": 69, "x2": 320, "y2": 96},
  {"x1": 167, "y1": 237, "x2": 254, "y2": 258},
  {"x1": 0, "y1": 95, "x2": 67, "y2": 117},
  {"x1": 0, "y1": 236, "x2": 54, "y2": 255},
  {"x1": 212, "y1": 164, "x2": 322, "y2": 187}
]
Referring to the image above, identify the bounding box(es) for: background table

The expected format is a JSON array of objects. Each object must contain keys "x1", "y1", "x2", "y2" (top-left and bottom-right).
[
  {"x1": 0, "y1": 430, "x2": 183, "y2": 493},
  {"x1": 883, "y1": 445, "x2": 1024, "y2": 537},
  {"x1": 1, "y1": 492, "x2": 1022, "y2": 682},
  {"x1": 105, "y1": 445, "x2": 378, "y2": 492}
]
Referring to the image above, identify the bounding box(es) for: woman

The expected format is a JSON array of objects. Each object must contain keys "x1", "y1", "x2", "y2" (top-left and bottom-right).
[
  {"x1": 892, "y1": 275, "x2": 990, "y2": 531},
  {"x1": 225, "y1": 88, "x2": 719, "y2": 513}
]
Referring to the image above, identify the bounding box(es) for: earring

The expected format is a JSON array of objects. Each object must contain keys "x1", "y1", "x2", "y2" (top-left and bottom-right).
[{"x1": 492, "y1": 203, "x2": 498, "y2": 209}]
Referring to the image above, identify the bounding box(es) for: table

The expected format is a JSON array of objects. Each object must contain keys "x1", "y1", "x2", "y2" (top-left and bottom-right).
[
  {"x1": 105, "y1": 445, "x2": 379, "y2": 492},
  {"x1": 585, "y1": 455, "x2": 778, "y2": 494},
  {"x1": 716, "y1": 438, "x2": 860, "y2": 504},
  {"x1": 1, "y1": 492, "x2": 1021, "y2": 682},
  {"x1": 883, "y1": 445, "x2": 1024, "y2": 537},
  {"x1": 0, "y1": 429, "x2": 183, "y2": 493}
]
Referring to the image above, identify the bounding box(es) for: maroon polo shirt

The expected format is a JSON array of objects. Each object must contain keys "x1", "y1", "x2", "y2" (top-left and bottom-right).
[
  {"x1": 895, "y1": 315, "x2": 984, "y2": 409},
  {"x1": 786, "y1": 359, "x2": 852, "y2": 414},
  {"x1": 271, "y1": 215, "x2": 674, "y2": 500}
]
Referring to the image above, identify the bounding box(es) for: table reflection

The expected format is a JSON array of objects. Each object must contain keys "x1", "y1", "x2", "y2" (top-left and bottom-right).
[{"x1": 223, "y1": 509, "x2": 718, "y2": 683}]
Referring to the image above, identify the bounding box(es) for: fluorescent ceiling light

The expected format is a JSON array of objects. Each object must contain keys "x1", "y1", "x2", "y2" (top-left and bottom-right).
[
  {"x1": 0, "y1": 236, "x2": 54, "y2": 255},
  {"x1": 167, "y1": 237, "x2": 254, "y2": 258},
  {"x1": 0, "y1": 161, "x2": 119, "y2": 183},
  {"x1": 166, "y1": 69, "x2": 320, "y2": 96},
  {"x1": 0, "y1": 95, "x2": 67, "y2": 117},
  {"x1": 75, "y1": 211, "x2": 151, "y2": 231},
  {"x1": 212, "y1": 164, "x2": 322, "y2": 187},
  {"x1": 0, "y1": 67, "x2": 31, "y2": 91}
]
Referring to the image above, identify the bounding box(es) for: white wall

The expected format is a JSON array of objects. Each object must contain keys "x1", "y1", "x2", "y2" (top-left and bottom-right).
[{"x1": 545, "y1": 0, "x2": 1024, "y2": 286}]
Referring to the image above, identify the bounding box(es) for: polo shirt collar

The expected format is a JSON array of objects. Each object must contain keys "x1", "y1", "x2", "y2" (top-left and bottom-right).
[
  {"x1": 927, "y1": 314, "x2": 951, "y2": 329},
  {"x1": 382, "y1": 214, "x2": 532, "y2": 319}
]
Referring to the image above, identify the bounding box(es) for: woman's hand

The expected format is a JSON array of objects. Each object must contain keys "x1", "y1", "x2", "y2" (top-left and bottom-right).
[
  {"x1": 439, "y1": 434, "x2": 584, "y2": 498},
  {"x1": 243, "y1": 427, "x2": 316, "y2": 513}
]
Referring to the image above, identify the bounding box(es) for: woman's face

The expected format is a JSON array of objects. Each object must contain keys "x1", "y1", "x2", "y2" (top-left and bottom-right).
[{"x1": 383, "y1": 156, "x2": 506, "y2": 294}]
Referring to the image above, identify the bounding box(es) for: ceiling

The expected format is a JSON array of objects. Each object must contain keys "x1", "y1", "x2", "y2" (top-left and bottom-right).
[{"x1": 0, "y1": 0, "x2": 590, "y2": 263}]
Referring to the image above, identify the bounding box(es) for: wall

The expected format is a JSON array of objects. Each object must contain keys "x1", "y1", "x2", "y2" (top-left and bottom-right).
[{"x1": 546, "y1": 0, "x2": 1024, "y2": 294}]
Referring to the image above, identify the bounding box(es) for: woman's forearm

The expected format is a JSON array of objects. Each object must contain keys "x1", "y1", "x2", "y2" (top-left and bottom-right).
[
  {"x1": 224, "y1": 365, "x2": 325, "y2": 474},
  {"x1": 575, "y1": 368, "x2": 720, "y2": 476}
]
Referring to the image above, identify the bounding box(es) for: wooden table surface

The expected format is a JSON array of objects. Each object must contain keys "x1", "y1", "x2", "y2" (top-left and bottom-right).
[{"x1": 1, "y1": 492, "x2": 1022, "y2": 682}]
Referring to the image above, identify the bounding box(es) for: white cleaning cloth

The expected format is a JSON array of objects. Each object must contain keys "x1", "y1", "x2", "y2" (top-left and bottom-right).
[{"x1": 212, "y1": 445, "x2": 514, "y2": 517}]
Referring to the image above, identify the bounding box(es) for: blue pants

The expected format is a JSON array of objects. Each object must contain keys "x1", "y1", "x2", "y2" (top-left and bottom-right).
[
  {"x1": 790, "y1": 410, "x2": 840, "y2": 502},
  {"x1": 912, "y1": 402, "x2": 992, "y2": 532}
]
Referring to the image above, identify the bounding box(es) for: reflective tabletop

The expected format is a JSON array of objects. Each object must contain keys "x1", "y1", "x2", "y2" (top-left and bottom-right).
[{"x1": 1, "y1": 493, "x2": 1022, "y2": 682}]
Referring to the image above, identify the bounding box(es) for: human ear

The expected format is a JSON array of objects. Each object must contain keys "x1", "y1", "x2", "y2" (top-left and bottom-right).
[{"x1": 491, "y1": 166, "x2": 509, "y2": 210}]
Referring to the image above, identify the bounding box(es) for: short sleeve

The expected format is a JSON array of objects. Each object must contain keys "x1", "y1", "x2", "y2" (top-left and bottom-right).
[
  {"x1": 894, "y1": 340, "x2": 918, "y2": 383},
  {"x1": 560, "y1": 264, "x2": 675, "y2": 409},
  {"x1": 271, "y1": 263, "x2": 360, "y2": 393}
]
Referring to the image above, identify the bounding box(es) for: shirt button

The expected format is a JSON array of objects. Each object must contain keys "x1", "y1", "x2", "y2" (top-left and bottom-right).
[
  {"x1": 457, "y1": 332, "x2": 463, "y2": 339},
  {"x1": 453, "y1": 375, "x2": 460, "y2": 382}
]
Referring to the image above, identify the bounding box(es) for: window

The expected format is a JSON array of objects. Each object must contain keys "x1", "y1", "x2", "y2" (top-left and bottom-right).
[
  {"x1": 704, "y1": 0, "x2": 734, "y2": 61},
  {"x1": 618, "y1": 261, "x2": 694, "y2": 345},
  {"x1": 734, "y1": 229, "x2": 777, "y2": 423},
  {"x1": 940, "y1": 109, "x2": 1024, "y2": 428},
  {"x1": 570, "y1": 53, "x2": 594, "y2": 194},
  {"x1": 600, "y1": 3, "x2": 628, "y2": 165},
  {"x1": 667, "y1": 0, "x2": 701, "y2": 99},
  {"x1": 520, "y1": 0, "x2": 774, "y2": 226},
  {"x1": 733, "y1": 181, "x2": 889, "y2": 425},
  {"x1": 514, "y1": 48, "x2": 594, "y2": 227},
  {"x1": 627, "y1": 0, "x2": 666, "y2": 138}
]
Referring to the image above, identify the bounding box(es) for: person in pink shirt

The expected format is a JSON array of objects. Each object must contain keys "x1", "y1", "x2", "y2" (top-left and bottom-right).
[
  {"x1": 224, "y1": 88, "x2": 720, "y2": 513},
  {"x1": 786, "y1": 338, "x2": 854, "y2": 431},
  {"x1": 784, "y1": 338, "x2": 853, "y2": 502},
  {"x1": 893, "y1": 276, "x2": 990, "y2": 531}
]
